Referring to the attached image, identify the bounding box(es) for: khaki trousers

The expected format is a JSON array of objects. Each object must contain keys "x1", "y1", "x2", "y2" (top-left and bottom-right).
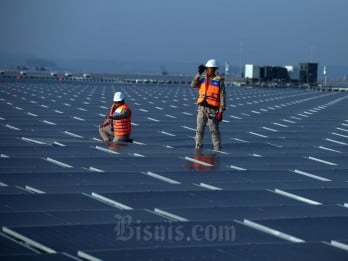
[
  {"x1": 99, "y1": 125, "x2": 114, "y2": 142},
  {"x1": 195, "y1": 105, "x2": 221, "y2": 150},
  {"x1": 98, "y1": 125, "x2": 130, "y2": 142}
]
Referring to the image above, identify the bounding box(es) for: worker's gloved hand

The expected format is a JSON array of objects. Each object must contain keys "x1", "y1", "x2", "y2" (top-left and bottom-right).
[
  {"x1": 198, "y1": 64, "x2": 206, "y2": 74},
  {"x1": 216, "y1": 112, "x2": 223, "y2": 122}
]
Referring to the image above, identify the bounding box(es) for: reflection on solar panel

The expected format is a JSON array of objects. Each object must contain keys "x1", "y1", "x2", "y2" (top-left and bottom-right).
[{"x1": 1, "y1": 79, "x2": 348, "y2": 260}]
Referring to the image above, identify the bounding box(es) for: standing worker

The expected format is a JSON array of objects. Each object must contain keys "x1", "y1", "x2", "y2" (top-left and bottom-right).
[
  {"x1": 191, "y1": 59, "x2": 226, "y2": 151},
  {"x1": 98, "y1": 91, "x2": 132, "y2": 143}
]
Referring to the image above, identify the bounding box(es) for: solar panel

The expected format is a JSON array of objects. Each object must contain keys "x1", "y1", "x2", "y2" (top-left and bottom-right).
[
  {"x1": 255, "y1": 216, "x2": 348, "y2": 241},
  {"x1": 6, "y1": 221, "x2": 284, "y2": 253},
  {"x1": 0, "y1": 233, "x2": 33, "y2": 255},
  {"x1": 79, "y1": 242, "x2": 348, "y2": 261},
  {"x1": 1, "y1": 79, "x2": 347, "y2": 260}
]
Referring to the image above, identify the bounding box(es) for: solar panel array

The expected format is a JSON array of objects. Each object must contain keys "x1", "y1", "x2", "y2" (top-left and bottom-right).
[{"x1": 0, "y1": 79, "x2": 348, "y2": 260}]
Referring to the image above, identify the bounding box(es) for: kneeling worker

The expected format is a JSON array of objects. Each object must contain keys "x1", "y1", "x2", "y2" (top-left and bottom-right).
[{"x1": 98, "y1": 91, "x2": 132, "y2": 142}]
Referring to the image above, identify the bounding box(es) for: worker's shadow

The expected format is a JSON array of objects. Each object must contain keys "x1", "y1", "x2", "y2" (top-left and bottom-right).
[{"x1": 187, "y1": 149, "x2": 220, "y2": 171}]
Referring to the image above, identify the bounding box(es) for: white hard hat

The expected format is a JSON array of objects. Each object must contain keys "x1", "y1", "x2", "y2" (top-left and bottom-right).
[
  {"x1": 113, "y1": 91, "x2": 125, "y2": 102},
  {"x1": 205, "y1": 59, "x2": 218, "y2": 68}
]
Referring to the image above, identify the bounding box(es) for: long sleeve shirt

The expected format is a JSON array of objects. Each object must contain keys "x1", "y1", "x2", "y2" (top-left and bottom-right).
[
  {"x1": 191, "y1": 73, "x2": 226, "y2": 112},
  {"x1": 108, "y1": 108, "x2": 131, "y2": 120}
]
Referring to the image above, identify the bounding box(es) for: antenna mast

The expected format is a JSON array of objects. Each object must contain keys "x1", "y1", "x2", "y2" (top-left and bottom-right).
[{"x1": 239, "y1": 41, "x2": 243, "y2": 78}]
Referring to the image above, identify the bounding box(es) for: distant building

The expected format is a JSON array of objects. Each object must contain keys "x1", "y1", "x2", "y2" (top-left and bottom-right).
[
  {"x1": 244, "y1": 62, "x2": 318, "y2": 85},
  {"x1": 285, "y1": 66, "x2": 300, "y2": 81},
  {"x1": 245, "y1": 64, "x2": 288, "y2": 82},
  {"x1": 245, "y1": 64, "x2": 260, "y2": 80},
  {"x1": 260, "y1": 66, "x2": 288, "y2": 82},
  {"x1": 299, "y1": 63, "x2": 318, "y2": 85}
]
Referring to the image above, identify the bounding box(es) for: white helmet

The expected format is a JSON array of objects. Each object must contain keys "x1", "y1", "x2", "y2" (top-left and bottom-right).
[
  {"x1": 205, "y1": 59, "x2": 218, "y2": 68},
  {"x1": 113, "y1": 91, "x2": 125, "y2": 102}
]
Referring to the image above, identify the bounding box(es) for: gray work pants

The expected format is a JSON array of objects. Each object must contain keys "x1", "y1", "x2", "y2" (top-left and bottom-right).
[{"x1": 195, "y1": 105, "x2": 221, "y2": 150}]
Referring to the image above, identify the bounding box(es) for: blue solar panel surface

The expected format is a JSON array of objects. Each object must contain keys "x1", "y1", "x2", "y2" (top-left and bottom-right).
[{"x1": 0, "y1": 79, "x2": 348, "y2": 260}]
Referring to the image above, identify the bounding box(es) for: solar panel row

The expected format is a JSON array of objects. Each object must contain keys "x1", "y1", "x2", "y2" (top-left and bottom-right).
[{"x1": 0, "y1": 79, "x2": 347, "y2": 260}]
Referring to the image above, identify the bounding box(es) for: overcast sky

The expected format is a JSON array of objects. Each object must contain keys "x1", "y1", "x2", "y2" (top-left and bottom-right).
[{"x1": 1, "y1": 0, "x2": 347, "y2": 72}]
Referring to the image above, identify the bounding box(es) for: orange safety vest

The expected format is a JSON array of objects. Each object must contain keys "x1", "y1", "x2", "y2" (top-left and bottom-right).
[
  {"x1": 112, "y1": 104, "x2": 132, "y2": 136},
  {"x1": 197, "y1": 76, "x2": 222, "y2": 108}
]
